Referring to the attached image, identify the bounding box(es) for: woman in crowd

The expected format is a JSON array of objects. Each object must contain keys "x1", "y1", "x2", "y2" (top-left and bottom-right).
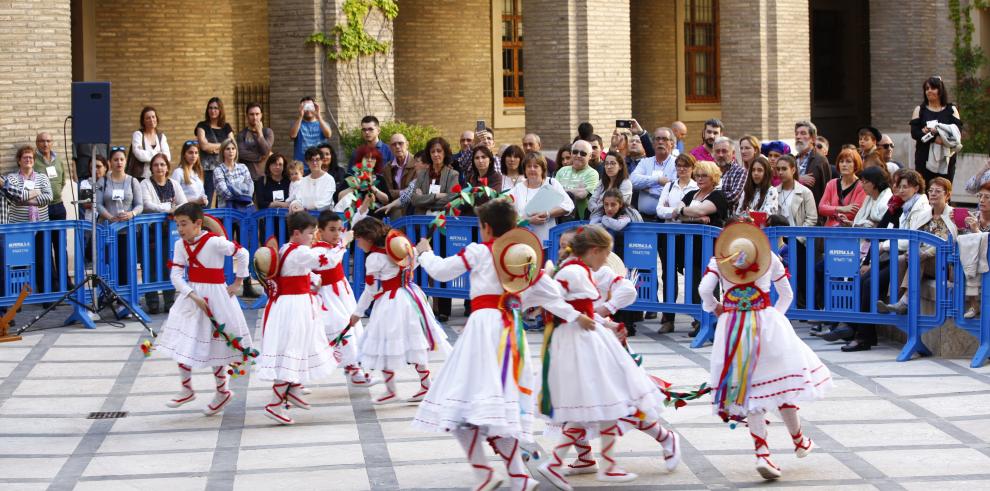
[
  {"x1": 911, "y1": 76, "x2": 963, "y2": 184},
  {"x1": 254, "y1": 153, "x2": 292, "y2": 210},
  {"x1": 738, "y1": 135, "x2": 760, "y2": 171},
  {"x1": 129, "y1": 106, "x2": 170, "y2": 180},
  {"x1": 654, "y1": 153, "x2": 699, "y2": 332},
  {"x1": 500, "y1": 144, "x2": 525, "y2": 192},
  {"x1": 509, "y1": 152, "x2": 574, "y2": 247},
  {"x1": 736, "y1": 155, "x2": 779, "y2": 216},
  {"x1": 849, "y1": 166, "x2": 892, "y2": 230},
  {"x1": 289, "y1": 147, "x2": 336, "y2": 212},
  {"x1": 171, "y1": 140, "x2": 208, "y2": 206},
  {"x1": 761, "y1": 140, "x2": 791, "y2": 186},
  {"x1": 467, "y1": 145, "x2": 502, "y2": 192},
  {"x1": 195, "y1": 97, "x2": 235, "y2": 206},
  {"x1": 411, "y1": 137, "x2": 459, "y2": 215},
  {"x1": 95, "y1": 146, "x2": 143, "y2": 293},
  {"x1": 671, "y1": 160, "x2": 729, "y2": 337},
  {"x1": 819, "y1": 149, "x2": 865, "y2": 227},
  {"x1": 589, "y1": 150, "x2": 632, "y2": 219},
  {"x1": 774, "y1": 154, "x2": 818, "y2": 309},
  {"x1": 555, "y1": 146, "x2": 572, "y2": 173},
  {"x1": 961, "y1": 182, "x2": 990, "y2": 319},
  {"x1": 213, "y1": 139, "x2": 255, "y2": 210},
  {"x1": 6, "y1": 145, "x2": 53, "y2": 224},
  {"x1": 140, "y1": 153, "x2": 187, "y2": 314},
  {"x1": 80, "y1": 156, "x2": 108, "y2": 223}
]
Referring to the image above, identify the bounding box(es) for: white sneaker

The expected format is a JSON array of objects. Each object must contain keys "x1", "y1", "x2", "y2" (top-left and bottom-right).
[
  {"x1": 264, "y1": 405, "x2": 294, "y2": 425},
  {"x1": 756, "y1": 455, "x2": 782, "y2": 480},
  {"x1": 536, "y1": 461, "x2": 573, "y2": 491},
  {"x1": 564, "y1": 460, "x2": 597, "y2": 476},
  {"x1": 794, "y1": 436, "x2": 814, "y2": 458},
  {"x1": 285, "y1": 386, "x2": 311, "y2": 410},
  {"x1": 406, "y1": 388, "x2": 429, "y2": 403},
  {"x1": 202, "y1": 390, "x2": 233, "y2": 416},
  {"x1": 965, "y1": 307, "x2": 978, "y2": 319},
  {"x1": 166, "y1": 390, "x2": 195, "y2": 408},
  {"x1": 596, "y1": 468, "x2": 638, "y2": 483},
  {"x1": 661, "y1": 430, "x2": 681, "y2": 471},
  {"x1": 373, "y1": 392, "x2": 400, "y2": 405}
]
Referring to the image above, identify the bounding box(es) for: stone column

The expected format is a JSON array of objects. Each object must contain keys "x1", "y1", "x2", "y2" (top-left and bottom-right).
[
  {"x1": 524, "y1": 0, "x2": 632, "y2": 150},
  {"x1": 719, "y1": 0, "x2": 810, "y2": 139}
]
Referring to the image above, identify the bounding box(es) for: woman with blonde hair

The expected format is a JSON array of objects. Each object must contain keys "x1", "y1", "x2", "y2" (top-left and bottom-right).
[
  {"x1": 171, "y1": 140, "x2": 208, "y2": 206},
  {"x1": 213, "y1": 138, "x2": 254, "y2": 210}
]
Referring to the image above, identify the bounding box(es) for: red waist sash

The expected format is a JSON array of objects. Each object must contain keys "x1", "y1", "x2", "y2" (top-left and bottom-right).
[
  {"x1": 276, "y1": 275, "x2": 311, "y2": 295},
  {"x1": 188, "y1": 267, "x2": 225, "y2": 284}
]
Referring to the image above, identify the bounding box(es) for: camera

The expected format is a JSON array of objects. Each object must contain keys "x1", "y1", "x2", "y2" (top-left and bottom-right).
[
  {"x1": 303, "y1": 102, "x2": 316, "y2": 112},
  {"x1": 616, "y1": 119, "x2": 632, "y2": 128}
]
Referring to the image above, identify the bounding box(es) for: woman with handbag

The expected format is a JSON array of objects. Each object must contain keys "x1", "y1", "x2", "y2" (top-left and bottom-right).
[
  {"x1": 128, "y1": 106, "x2": 170, "y2": 180},
  {"x1": 212, "y1": 138, "x2": 258, "y2": 296}
]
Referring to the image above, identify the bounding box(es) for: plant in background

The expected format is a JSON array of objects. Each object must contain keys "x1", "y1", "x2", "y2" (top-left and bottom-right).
[
  {"x1": 950, "y1": 0, "x2": 990, "y2": 152},
  {"x1": 340, "y1": 120, "x2": 443, "y2": 158}
]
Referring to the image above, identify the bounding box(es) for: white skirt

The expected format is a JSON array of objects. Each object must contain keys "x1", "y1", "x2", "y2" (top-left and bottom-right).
[
  {"x1": 155, "y1": 284, "x2": 253, "y2": 369},
  {"x1": 360, "y1": 284, "x2": 451, "y2": 371},
  {"x1": 317, "y1": 283, "x2": 364, "y2": 367},
  {"x1": 413, "y1": 310, "x2": 536, "y2": 441},
  {"x1": 710, "y1": 306, "x2": 832, "y2": 418},
  {"x1": 255, "y1": 293, "x2": 337, "y2": 383},
  {"x1": 544, "y1": 321, "x2": 665, "y2": 429}
]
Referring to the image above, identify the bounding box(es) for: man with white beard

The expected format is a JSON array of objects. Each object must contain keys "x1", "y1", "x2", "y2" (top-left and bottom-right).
[{"x1": 793, "y1": 120, "x2": 832, "y2": 207}]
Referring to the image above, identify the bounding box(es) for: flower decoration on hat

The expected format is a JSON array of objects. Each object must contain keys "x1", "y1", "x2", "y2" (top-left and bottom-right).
[{"x1": 342, "y1": 152, "x2": 381, "y2": 222}]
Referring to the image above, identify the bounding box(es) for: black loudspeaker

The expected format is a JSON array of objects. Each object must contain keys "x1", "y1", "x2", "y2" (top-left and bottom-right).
[{"x1": 72, "y1": 82, "x2": 111, "y2": 144}]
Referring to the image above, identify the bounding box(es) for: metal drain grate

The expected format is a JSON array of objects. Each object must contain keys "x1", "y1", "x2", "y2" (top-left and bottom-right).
[{"x1": 87, "y1": 411, "x2": 128, "y2": 419}]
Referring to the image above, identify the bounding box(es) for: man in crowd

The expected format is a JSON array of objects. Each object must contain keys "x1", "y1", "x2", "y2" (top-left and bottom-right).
[
  {"x1": 237, "y1": 102, "x2": 275, "y2": 179},
  {"x1": 794, "y1": 121, "x2": 832, "y2": 205},
  {"x1": 878, "y1": 134, "x2": 903, "y2": 172},
  {"x1": 713, "y1": 136, "x2": 746, "y2": 210},
  {"x1": 384, "y1": 133, "x2": 417, "y2": 219},
  {"x1": 290, "y1": 96, "x2": 332, "y2": 169},
  {"x1": 690, "y1": 118, "x2": 723, "y2": 163},
  {"x1": 453, "y1": 130, "x2": 475, "y2": 178},
  {"x1": 556, "y1": 139, "x2": 600, "y2": 220},
  {"x1": 350, "y1": 115, "x2": 394, "y2": 168},
  {"x1": 672, "y1": 121, "x2": 688, "y2": 154},
  {"x1": 630, "y1": 127, "x2": 676, "y2": 222},
  {"x1": 816, "y1": 135, "x2": 830, "y2": 158},
  {"x1": 34, "y1": 132, "x2": 71, "y2": 221},
  {"x1": 589, "y1": 134, "x2": 605, "y2": 177},
  {"x1": 628, "y1": 119, "x2": 655, "y2": 158},
  {"x1": 522, "y1": 133, "x2": 556, "y2": 175},
  {"x1": 858, "y1": 126, "x2": 881, "y2": 159}
]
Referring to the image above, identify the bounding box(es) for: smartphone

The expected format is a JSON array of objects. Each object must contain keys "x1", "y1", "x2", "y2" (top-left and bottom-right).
[
  {"x1": 953, "y1": 207, "x2": 973, "y2": 230},
  {"x1": 303, "y1": 102, "x2": 316, "y2": 112},
  {"x1": 476, "y1": 120, "x2": 487, "y2": 133},
  {"x1": 616, "y1": 119, "x2": 632, "y2": 128}
]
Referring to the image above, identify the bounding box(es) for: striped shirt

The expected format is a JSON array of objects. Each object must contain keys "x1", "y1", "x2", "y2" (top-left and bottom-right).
[{"x1": 4, "y1": 172, "x2": 52, "y2": 223}]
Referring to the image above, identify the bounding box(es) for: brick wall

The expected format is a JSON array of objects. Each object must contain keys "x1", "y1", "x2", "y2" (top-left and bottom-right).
[
  {"x1": 630, "y1": 0, "x2": 678, "y2": 136},
  {"x1": 524, "y1": 0, "x2": 632, "y2": 151},
  {"x1": 720, "y1": 0, "x2": 809, "y2": 140},
  {"x1": 394, "y1": 0, "x2": 492, "y2": 142},
  {"x1": 0, "y1": 0, "x2": 73, "y2": 173}
]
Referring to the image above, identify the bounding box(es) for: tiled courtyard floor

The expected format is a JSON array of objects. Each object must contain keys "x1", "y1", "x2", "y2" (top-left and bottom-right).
[{"x1": 2, "y1": 306, "x2": 990, "y2": 490}]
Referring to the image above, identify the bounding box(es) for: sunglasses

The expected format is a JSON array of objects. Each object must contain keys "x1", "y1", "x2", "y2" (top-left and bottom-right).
[
  {"x1": 880, "y1": 143, "x2": 894, "y2": 149},
  {"x1": 110, "y1": 146, "x2": 126, "y2": 152},
  {"x1": 184, "y1": 140, "x2": 198, "y2": 146},
  {"x1": 572, "y1": 150, "x2": 589, "y2": 157},
  {"x1": 815, "y1": 144, "x2": 825, "y2": 149}
]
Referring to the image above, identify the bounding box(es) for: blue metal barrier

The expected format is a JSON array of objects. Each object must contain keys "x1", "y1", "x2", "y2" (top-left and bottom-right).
[
  {"x1": 951, "y1": 235, "x2": 990, "y2": 367},
  {"x1": 1, "y1": 220, "x2": 93, "y2": 328},
  {"x1": 390, "y1": 215, "x2": 474, "y2": 300}
]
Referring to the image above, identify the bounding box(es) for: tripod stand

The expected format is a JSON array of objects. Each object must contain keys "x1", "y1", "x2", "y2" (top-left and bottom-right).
[{"x1": 16, "y1": 145, "x2": 154, "y2": 337}]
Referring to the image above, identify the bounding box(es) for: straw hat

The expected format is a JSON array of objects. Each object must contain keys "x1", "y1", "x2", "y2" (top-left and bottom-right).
[
  {"x1": 492, "y1": 228, "x2": 545, "y2": 293},
  {"x1": 714, "y1": 222, "x2": 771, "y2": 284},
  {"x1": 604, "y1": 252, "x2": 627, "y2": 278},
  {"x1": 253, "y1": 245, "x2": 279, "y2": 284},
  {"x1": 264, "y1": 235, "x2": 279, "y2": 250},
  {"x1": 202, "y1": 214, "x2": 228, "y2": 239},
  {"x1": 385, "y1": 229, "x2": 414, "y2": 267}
]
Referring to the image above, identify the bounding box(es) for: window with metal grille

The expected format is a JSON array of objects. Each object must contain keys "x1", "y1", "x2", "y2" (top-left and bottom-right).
[
  {"x1": 685, "y1": 0, "x2": 720, "y2": 104},
  {"x1": 502, "y1": 0, "x2": 524, "y2": 106}
]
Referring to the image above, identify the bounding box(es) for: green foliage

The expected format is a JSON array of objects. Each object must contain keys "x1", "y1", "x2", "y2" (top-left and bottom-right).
[
  {"x1": 339, "y1": 120, "x2": 443, "y2": 158},
  {"x1": 950, "y1": 0, "x2": 990, "y2": 152},
  {"x1": 307, "y1": 0, "x2": 398, "y2": 62}
]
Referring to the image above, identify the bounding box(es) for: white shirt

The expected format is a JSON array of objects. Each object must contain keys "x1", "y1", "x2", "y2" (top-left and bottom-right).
[
  {"x1": 289, "y1": 172, "x2": 336, "y2": 211},
  {"x1": 656, "y1": 178, "x2": 698, "y2": 220},
  {"x1": 510, "y1": 178, "x2": 575, "y2": 244},
  {"x1": 171, "y1": 167, "x2": 206, "y2": 203},
  {"x1": 629, "y1": 153, "x2": 676, "y2": 215}
]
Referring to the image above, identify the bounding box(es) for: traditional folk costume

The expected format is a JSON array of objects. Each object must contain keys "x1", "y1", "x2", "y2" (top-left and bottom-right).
[
  {"x1": 535, "y1": 256, "x2": 677, "y2": 490},
  {"x1": 555, "y1": 255, "x2": 681, "y2": 482},
  {"x1": 311, "y1": 239, "x2": 375, "y2": 386},
  {"x1": 355, "y1": 230, "x2": 451, "y2": 404},
  {"x1": 699, "y1": 222, "x2": 832, "y2": 479},
  {"x1": 156, "y1": 216, "x2": 253, "y2": 416},
  {"x1": 254, "y1": 241, "x2": 337, "y2": 425},
  {"x1": 413, "y1": 228, "x2": 580, "y2": 491}
]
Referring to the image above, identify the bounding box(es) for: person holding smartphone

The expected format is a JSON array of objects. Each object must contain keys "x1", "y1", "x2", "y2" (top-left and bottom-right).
[{"x1": 289, "y1": 96, "x2": 332, "y2": 168}]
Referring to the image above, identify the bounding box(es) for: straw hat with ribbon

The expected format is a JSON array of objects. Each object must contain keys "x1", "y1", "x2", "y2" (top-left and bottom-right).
[
  {"x1": 253, "y1": 246, "x2": 279, "y2": 285},
  {"x1": 604, "y1": 252, "x2": 627, "y2": 278},
  {"x1": 492, "y1": 228, "x2": 544, "y2": 293},
  {"x1": 714, "y1": 222, "x2": 771, "y2": 284},
  {"x1": 385, "y1": 229, "x2": 414, "y2": 268},
  {"x1": 202, "y1": 213, "x2": 228, "y2": 239}
]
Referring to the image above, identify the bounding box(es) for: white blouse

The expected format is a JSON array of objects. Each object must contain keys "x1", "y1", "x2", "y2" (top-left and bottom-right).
[
  {"x1": 288, "y1": 172, "x2": 336, "y2": 211},
  {"x1": 509, "y1": 178, "x2": 575, "y2": 244},
  {"x1": 171, "y1": 167, "x2": 206, "y2": 204}
]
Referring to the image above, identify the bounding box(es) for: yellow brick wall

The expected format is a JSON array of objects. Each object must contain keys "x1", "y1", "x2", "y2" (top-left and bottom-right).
[
  {"x1": 92, "y1": 0, "x2": 269, "y2": 158},
  {"x1": 0, "y1": 0, "x2": 73, "y2": 173}
]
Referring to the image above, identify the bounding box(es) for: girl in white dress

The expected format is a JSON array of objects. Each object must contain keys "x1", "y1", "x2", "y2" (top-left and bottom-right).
[
  {"x1": 535, "y1": 225, "x2": 673, "y2": 490},
  {"x1": 312, "y1": 210, "x2": 375, "y2": 386},
  {"x1": 256, "y1": 211, "x2": 337, "y2": 425},
  {"x1": 349, "y1": 217, "x2": 451, "y2": 404},
  {"x1": 413, "y1": 199, "x2": 589, "y2": 491},
  {"x1": 155, "y1": 204, "x2": 252, "y2": 416},
  {"x1": 699, "y1": 222, "x2": 832, "y2": 480}
]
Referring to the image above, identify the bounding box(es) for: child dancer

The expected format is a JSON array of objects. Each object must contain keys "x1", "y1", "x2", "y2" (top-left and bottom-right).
[
  {"x1": 312, "y1": 210, "x2": 375, "y2": 386},
  {"x1": 536, "y1": 225, "x2": 677, "y2": 490},
  {"x1": 699, "y1": 222, "x2": 832, "y2": 479},
  {"x1": 256, "y1": 211, "x2": 338, "y2": 425},
  {"x1": 412, "y1": 199, "x2": 591, "y2": 491},
  {"x1": 155, "y1": 203, "x2": 252, "y2": 416},
  {"x1": 349, "y1": 217, "x2": 451, "y2": 404}
]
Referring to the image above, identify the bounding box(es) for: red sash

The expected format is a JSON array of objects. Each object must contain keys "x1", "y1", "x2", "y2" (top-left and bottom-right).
[
  {"x1": 188, "y1": 268, "x2": 225, "y2": 284},
  {"x1": 262, "y1": 243, "x2": 313, "y2": 333},
  {"x1": 318, "y1": 265, "x2": 348, "y2": 296}
]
